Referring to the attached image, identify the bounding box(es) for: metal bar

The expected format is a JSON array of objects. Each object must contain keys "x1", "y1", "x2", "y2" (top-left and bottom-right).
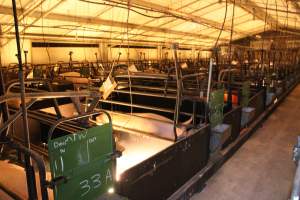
[
  {"x1": 0, "y1": 99, "x2": 37, "y2": 154},
  {"x1": 182, "y1": 72, "x2": 207, "y2": 80},
  {"x1": 98, "y1": 100, "x2": 205, "y2": 119},
  {"x1": 115, "y1": 73, "x2": 175, "y2": 80},
  {"x1": 47, "y1": 83, "x2": 62, "y2": 119},
  {"x1": 86, "y1": 97, "x2": 100, "y2": 113},
  {"x1": 11, "y1": 0, "x2": 36, "y2": 199},
  {"x1": 206, "y1": 58, "x2": 213, "y2": 102},
  {"x1": 0, "y1": 182, "x2": 23, "y2": 200},
  {"x1": 0, "y1": 69, "x2": 10, "y2": 138},
  {"x1": 70, "y1": 96, "x2": 84, "y2": 115},
  {"x1": 100, "y1": 99, "x2": 174, "y2": 113},
  {"x1": 192, "y1": 101, "x2": 197, "y2": 126},
  {"x1": 6, "y1": 140, "x2": 49, "y2": 200},
  {"x1": 6, "y1": 79, "x2": 47, "y2": 92},
  {"x1": 122, "y1": 84, "x2": 177, "y2": 92},
  {"x1": 113, "y1": 89, "x2": 176, "y2": 99},
  {"x1": 95, "y1": 109, "x2": 172, "y2": 124},
  {"x1": 48, "y1": 110, "x2": 112, "y2": 141},
  {"x1": 171, "y1": 43, "x2": 181, "y2": 142},
  {"x1": 0, "y1": 99, "x2": 36, "y2": 135},
  {"x1": 0, "y1": 91, "x2": 101, "y2": 104},
  {"x1": 25, "y1": 111, "x2": 82, "y2": 134}
]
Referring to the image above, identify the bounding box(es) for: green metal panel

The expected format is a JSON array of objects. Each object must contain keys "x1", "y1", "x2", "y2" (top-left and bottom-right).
[
  {"x1": 241, "y1": 81, "x2": 250, "y2": 107},
  {"x1": 209, "y1": 88, "x2": 224, "y2": 128},
  {"x1": 48, "y1": 123, "x2": 114, "y2": 200}
]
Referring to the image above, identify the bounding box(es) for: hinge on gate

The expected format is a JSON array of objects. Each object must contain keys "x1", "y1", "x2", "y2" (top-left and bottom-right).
[
  {"x1": 110, "y1": 150, "x2": 122, "y2": 159},
  {"x1": 103, "y1": 151, "x2": 122, "y2": 163},
  {"x1": 47, "y1": 176, "x2": 69, "y2": 189}
]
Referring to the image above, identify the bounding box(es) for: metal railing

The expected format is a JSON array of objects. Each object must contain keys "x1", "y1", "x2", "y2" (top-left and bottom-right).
[{"x1": 0, "y1": 137, "x2": 49, "y2": 200}]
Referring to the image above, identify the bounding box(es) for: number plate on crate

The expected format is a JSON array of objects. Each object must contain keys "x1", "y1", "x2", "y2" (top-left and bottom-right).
[{"x1": 48, "y1": 123, "x2": 114, "y2": 200}]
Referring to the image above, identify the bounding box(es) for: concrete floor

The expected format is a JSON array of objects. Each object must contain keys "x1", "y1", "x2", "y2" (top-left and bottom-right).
[{"x1": 192, "y1": 85, "x2": 300, "y2": 200}]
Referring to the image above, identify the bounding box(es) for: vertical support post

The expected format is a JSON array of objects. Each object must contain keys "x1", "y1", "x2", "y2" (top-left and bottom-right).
[
  {"x1": 192, "y1": 101, "x2": 197, "y2": 127},
  {"x1": 0, "y1": 24, "x2": 3, "y2": 67},
  {"x1": 191, "y1": 46, "x2": 195, "y2": 66},
  {"x1": 213, "y1": 48, "x2": 219, "y2": 81},
  {"x1": 102, "y1": 42, "x2": 108, "y2": 63},
  {"x1": 0, "y1": 69, "x2": 10, "y2": 154},
  {"x1": 48, "y1": 83, "x2": 62, "y2": 119},
  {"x1": 207, "y1": 58, "x2": 213, "y2": 103},
  {"x1": 0, "y1": 41, "x2": 9, "y2": 135},
  {"x1": 197, "y1": 51, "x2": 200, "y2": 66},
  {"x1": 157, "y1": 45, "x2": 162, "y2": 63},
  {"x1": 171, "y1": 43, "x2": 181, "y2": 142},
  {"x1": 205, "y1": 58, "x2": 214, "y2": 124},
  {"x1": 11, "y1": 0, "x2": 37, "y2": 199},
  {"x1": 69, "y1": 51, "x2": 73, "y2": 68},
  {"x1": 24, "y1": 50, "x2": 28, "y2": 69}
]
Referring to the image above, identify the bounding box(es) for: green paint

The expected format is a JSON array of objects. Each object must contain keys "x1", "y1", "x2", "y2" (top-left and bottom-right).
[
  {"x1": 48, "y1": 123, "x2": 114, "y2": 200},
  {"x1": 241, "y1": 81, "x2": 250, "y2": 107},
  {"x1": 209, "y1": 88, "x2": 224, "y2": 128}
]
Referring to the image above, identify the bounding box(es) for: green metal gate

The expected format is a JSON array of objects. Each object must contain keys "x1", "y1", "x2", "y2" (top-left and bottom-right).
[{"x1": 48, "y1": 111, "x2": 115, "y2": 200}]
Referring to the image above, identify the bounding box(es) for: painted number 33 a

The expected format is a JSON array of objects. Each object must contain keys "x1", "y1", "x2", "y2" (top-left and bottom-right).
[{"x1": 80, "y1": 173, "x2": 101, "y2": 197}]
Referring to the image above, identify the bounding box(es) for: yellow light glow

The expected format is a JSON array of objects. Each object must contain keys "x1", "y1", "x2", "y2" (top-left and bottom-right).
[
  {"x1": 116, "y1": 174, "x2": 121, "y2": 182},
  {"x1": 116, "y1": 129, "x2": 172, "y2": 181},
  {"x1": 108, "y1": 187, "x2": 114, "y2": 194}
]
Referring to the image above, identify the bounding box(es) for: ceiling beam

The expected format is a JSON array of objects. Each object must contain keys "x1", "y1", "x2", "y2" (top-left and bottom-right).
[
  {"x1": 112, "y1": 0, "x2": 201, "y2": 41},
  {"x1": 0, "y1": 5, "x2": 226, "y2": 41},
  {"x1": 114, "y1": 0, "x2": 246, "y2": 33},
  {"x1": 3, "y1": 0, "x2": 47, "y2": 33},
  {"x1": 229, "y1": 0, "x2": 280, "y2": 29},
  {"x1": 2, "y1": 22, "x2": 214, "y2": 42},
  {"x1": 62, "y1": 6, "x2": 114, "y2": 36},
  {"x1": 290, "y1": 0, "x2": 300, "y2": 14},
  {"x1": 2, "y1": 0, "x2": 67, "y2": 47},
  {"x1": 20, "y1": 0, "x2": 67, "y2": 35},
  {"x1": 1, "y1": 32, "x2": 212, "y2": 49}
]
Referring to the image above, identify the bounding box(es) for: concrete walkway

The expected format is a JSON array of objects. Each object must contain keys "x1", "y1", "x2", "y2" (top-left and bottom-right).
[{"x1": 192, "y1": 85, "x2": 300, "y2": 200}]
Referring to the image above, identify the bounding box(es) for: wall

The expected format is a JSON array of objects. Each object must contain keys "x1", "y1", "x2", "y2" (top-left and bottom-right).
[
  {"x1": 31, "y1": 47, "x2": 100, "y2": 64},
  {"x1": 0, "y1": 39, "x2": 210, "y2": 66},
  {"x1": 108, "y1": 47, "x2": 159, "y2": 62},
  {"x1": 198, "y1": 50, "x2": 212, "y2": 59},
  {"x1": 160, "y1": 48, "x2": 195, "y2": 60},
  {"x1": 1, "y1": 38, "x2": 32, "y2": 66}
]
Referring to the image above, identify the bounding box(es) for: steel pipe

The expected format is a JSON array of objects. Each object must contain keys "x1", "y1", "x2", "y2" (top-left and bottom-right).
[{"x1": 0, "y1": 91, "x2": 101, "y2": 104}]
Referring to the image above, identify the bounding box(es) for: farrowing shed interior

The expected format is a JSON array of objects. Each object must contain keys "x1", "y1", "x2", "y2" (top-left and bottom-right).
[{"x1": 0, "y1": 0, "x2": 300, "y2": 200}]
